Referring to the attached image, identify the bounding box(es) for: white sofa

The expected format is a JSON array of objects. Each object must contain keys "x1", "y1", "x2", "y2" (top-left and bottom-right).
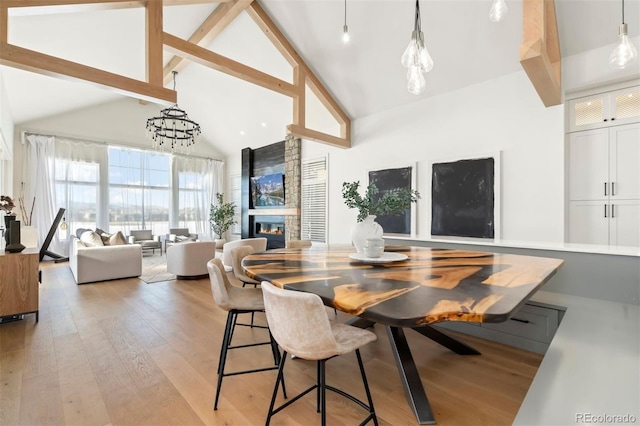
[
  {"x1": 166, "y1": 241, "x2": 217, "y2": 279},
  {"x1": 69, "y1": 236, "x2": 142, "y2": 284}
]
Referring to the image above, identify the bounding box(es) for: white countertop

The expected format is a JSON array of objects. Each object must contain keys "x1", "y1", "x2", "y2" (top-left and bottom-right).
[
  {"x1": 514, "y1": 291, "x2": 640, "y2": 425},
  {"x1": 384, "y1": 234, "x2": 640, "y2": 257}
]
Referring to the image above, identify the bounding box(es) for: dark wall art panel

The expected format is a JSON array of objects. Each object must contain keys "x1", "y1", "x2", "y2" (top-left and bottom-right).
[
  {"x1": 368, "y1": 166, "x2": 413, "y2": 234},
  {"x1": 431, "y1": 158, "x2": 495, "y2": 238}
]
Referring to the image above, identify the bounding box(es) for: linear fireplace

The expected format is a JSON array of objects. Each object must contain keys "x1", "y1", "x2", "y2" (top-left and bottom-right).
[{"x1": 253, "y1": 218, "x2": 285, "y2": 249}]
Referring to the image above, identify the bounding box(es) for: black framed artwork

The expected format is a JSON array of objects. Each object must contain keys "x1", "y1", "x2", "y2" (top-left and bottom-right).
[
  {"x1": 431, "y1": 157, "x2": 495, "y2": 239},
  {"x1": 368, "y1": 166, "x2": 415, "y2": 235}
]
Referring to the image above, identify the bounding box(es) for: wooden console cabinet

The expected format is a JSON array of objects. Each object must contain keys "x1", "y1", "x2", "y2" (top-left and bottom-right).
[{"x1": 0, "y1": 248, "x2": 39, "y2": 322}]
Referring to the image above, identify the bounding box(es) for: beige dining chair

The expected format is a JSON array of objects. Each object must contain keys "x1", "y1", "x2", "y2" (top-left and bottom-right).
[
  {"x1": 231, "y1": 245, "x2": 261, "y2": 327},
  {"x1": 285, "y1": 239, "x2": 312, "y2": 249},
  {"x1": 206, "y1": 258, "x2": 285, "y2": 410},
  {"x1": 261, "y1": 280, "x2": 378, "y2": 426},
  {"x1": 222, "y1": 237, "x2": 268, "y2": 272}
]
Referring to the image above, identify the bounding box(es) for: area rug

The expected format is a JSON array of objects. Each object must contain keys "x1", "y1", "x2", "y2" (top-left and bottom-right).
[{"x1": 140, "y1": 254, "x2": 176, "y2": 284}]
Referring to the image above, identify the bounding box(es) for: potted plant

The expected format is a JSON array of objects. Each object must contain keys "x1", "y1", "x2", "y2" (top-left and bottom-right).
[
  {"x1": 342, "y1": 181, "x2": 420, "y2": 252},
  {"x1": 209, "y1": 193, "x2": 237, "y2": 244}
]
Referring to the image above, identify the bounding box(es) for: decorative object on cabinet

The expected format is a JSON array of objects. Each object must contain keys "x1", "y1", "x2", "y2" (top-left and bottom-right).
[
  {"x1": 609, "y1": 0, "x2": 638, "y2": 70},
  {"x1": 430, "y1": 153, "x2": 501, "y2": 239},
  {"x1": 368, "y1": 165, "x2": 417, "y2": 235},
  {"x1": 5, "y1": 220, "x2": 26, "y2": 253}
]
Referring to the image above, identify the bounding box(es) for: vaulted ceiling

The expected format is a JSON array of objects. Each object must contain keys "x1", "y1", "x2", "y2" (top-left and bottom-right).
[{"x1": 1, "y1": 0, "x2": 639, "y2": 156}]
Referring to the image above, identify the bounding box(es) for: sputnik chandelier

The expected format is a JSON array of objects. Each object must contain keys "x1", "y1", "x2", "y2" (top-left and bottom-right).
[
  {"x1": 145, "y1": 71, "x2": 201, "y2": 153},
  {"x1": 400, "y1": 0, "x2": 433, "y2": 95}
]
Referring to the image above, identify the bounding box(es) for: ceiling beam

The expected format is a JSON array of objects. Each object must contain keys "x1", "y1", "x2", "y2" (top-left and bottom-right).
[
  {"x1": 146, "y1": 0, "x2": 163, "y2": 87},
  {"x1": 292, "y1": 66, "x2": 305, "y2": 127},
  {"x1": 519, "y1": 0, "x2": 561, "y2": 107},
  {"x1": 287, "y1": 125, "x2": 350, "y2": 149},
  {"x1": 163, "y1": 32, "x2": 297, "y2": 97},
  {"x1": 162, "y1": 0, "x2": 253, "y2": 86},
  {"x1": 0, "y1": 42, "x2": 176, "y2": 104},
  {"x1": 4, "y1": 0, "x2": 231, "y2": 16},
  {"x1": 246, "y1": 1, "x2": 351, "y2": 142}
]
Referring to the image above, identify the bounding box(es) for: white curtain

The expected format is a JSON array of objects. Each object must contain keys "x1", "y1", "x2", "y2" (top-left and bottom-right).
[
  {"x1": 55, "y1": 137, "x2": 108, "y2": 238},
  {"x1": 24, "y1": 134, "x2": 59, "y2": 255},
  {"x1": 173, "y1": 156, "x2": 223, "y2": 239}
]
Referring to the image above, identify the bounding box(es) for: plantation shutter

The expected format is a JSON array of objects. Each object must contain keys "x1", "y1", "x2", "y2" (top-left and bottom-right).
[
  {"x1": 301, "y1": 157, "x2": 327, "y2": 243},
  {"x1": 231, "y1": 174, "x2": 241, "y2": 235}
]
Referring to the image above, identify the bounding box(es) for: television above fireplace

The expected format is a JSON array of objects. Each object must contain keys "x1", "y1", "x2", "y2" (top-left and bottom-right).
[{"x1": 251, "y1": 173, "x2": 285, "y2": 207}]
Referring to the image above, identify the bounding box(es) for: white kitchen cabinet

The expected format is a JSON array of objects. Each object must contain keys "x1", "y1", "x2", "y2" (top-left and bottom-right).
[
  {"x1": 568, "y1": 85, "x2": 640, "y2": 132},
  {"x1": 569, "y1": 201, "x2": 610, "y2": 246},
  {"x1": 568, "y1": 123, "x2": 640, "y2": 247},
  {"x1": 569, "y1": 200, "x2": 640, "y2": 248}
]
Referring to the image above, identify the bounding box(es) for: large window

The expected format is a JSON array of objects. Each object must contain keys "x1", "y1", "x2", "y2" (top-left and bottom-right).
[
  {"x1": 55, "y1": 159, "x2": 100, "y2": 239},
  {"x1": 301, "y1": 156, "x2": 327, "y2": 242},
  {"x1": 108, "y1": 147, "x2": 170, "y2": 236}
]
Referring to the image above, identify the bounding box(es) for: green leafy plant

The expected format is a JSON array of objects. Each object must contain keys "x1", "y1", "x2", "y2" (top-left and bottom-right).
[
  {"x1": 342, "y1": 181, "x2": 420, "y2": 222},
  {"x1": 209, "y1": 193, "x2": 237, "y2": 239}
]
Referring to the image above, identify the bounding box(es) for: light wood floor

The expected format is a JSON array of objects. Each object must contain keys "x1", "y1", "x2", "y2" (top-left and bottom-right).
[{"x1": 0, "y1": 262, "x2": 543, "y2": 426}]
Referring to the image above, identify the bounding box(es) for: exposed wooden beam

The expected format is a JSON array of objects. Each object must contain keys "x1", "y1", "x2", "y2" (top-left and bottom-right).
[
  {"x1": 145, "y1": 0, "x2": 163, "y2": 87},
  {"x1": 287, "y1": 124, "x2": 350, "y2": 149},
  {"x1": 247, "y1": 1, "x2": 351, "y2": 140},
  {"x1": 163, "y1": 32, "x2": 296, "y2": 97},
  {"x1": 292, "y1": 66, "x2": 305, "y2": 127},
  {"x1": 519, "y1": 0, "x2": 561, "y2": 107},
  {"x1": 0, "y1": 42, "x2": 176, "y2": 104},
  {"x1": 162, "y1": 0, "x2": 253, "y2": 85},
  {"x1": 4, "y1": 0, "x2": 230, "y2": 16},
  {"x1": 1, "y1": 3, "x2": 8, "y2": 44}
]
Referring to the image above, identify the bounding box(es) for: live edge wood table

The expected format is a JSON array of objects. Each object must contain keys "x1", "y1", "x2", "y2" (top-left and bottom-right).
[
  {"x1": 243, "y1": 245, "x2": 564, "y2": 425},
  {"x1": 0, "y1": 248, "x2": 40, "y2": 323}
]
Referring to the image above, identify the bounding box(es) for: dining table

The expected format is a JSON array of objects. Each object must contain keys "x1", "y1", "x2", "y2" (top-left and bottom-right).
[{"x1": 242, "y1": 244, "x2": 564, "y2": 424}]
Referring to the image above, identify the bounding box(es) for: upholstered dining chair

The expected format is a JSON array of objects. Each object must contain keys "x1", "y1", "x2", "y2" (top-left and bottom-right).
[
  {"x1": 206, "y1": 258, "x2": 285, "y2": 410},
  {"x1": 261, "y1": 281, "x2": 378, "y2": 426},
  {"x1": 231, "y1": 245, "x2": 261, "y2": 327},
  {"x1": 285, "y1": 239, "x2": 312, "y2": 249},
  {"x1": 221, "y1": 237, "x2": 267, "y2": 272}
]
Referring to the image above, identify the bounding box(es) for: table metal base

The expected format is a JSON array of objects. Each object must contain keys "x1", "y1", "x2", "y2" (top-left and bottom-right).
[{"x1": 348, "y1": 318, "x2": 480, "y2": 424}]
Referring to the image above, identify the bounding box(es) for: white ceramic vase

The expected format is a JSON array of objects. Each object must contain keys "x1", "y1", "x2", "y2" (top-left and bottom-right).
[
  {"x1": 21, "y1": 226, "x2": 39, "y2": 248},
  {"x1": 350, "y1": 215, "x2": 383, "y2": 253}
]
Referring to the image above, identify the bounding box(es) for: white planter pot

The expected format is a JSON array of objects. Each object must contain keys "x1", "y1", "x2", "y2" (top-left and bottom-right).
[
  {"x1": 350, "y1": 215, "x2": 383, "y2": 253},
  {"x1": 21, "y1": 226, "x2": 39, "y2": 248}
]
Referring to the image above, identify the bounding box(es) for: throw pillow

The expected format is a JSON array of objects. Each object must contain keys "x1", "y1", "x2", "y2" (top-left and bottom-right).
[
  {"x1": 176, "y1": 235, "x2": 189, "y2": 242},
  {"x1": 107, "y1": 231, "x2": 127, "y2": 246},
  {"x1": 76, "y1": 228, "x2": 91, "y2": 238},
  {"x1": 80, "y1": 230, "x2": 104, "y2": 247}
]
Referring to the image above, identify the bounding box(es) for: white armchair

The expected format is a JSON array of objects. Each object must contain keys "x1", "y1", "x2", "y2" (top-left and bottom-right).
[
  {"x1": 128, "y1": 230, "x2": 162, "y2": 255},
  {"x1": 164, "y1": 228, "x2": 198, "y2": 251},
  {"x1": 166, "y1": 241, "x2": 217, "y2": 279}
]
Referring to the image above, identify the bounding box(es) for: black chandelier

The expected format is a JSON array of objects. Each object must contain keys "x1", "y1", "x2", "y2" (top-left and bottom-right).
[{"x1": 145, "y1": 71, "x2": 201, "y2": 153}]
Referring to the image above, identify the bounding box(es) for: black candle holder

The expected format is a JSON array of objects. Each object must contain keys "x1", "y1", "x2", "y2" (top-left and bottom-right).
[{"x1": 5, "y1": 220, "x2": 26, "y2": 253}]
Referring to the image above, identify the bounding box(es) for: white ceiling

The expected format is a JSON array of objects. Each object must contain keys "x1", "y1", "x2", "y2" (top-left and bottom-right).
[{"x1": 1, "y1": 0, "x2": 639, "y2": 156}]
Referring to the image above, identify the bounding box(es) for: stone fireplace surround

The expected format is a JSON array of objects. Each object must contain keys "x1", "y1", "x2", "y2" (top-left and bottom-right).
[{"x1": 241, "y1": 137, "x2": 301, "y2": 249}]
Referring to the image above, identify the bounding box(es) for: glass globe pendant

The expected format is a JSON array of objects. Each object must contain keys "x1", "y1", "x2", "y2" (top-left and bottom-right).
[
  {"x1": 400, "y1": 0, "x2": 433, "y2": 95},
  {"x1": 610, "y1": 23, "x2": 638, "y2": 69},
  {"x1": 489, "y1": 0, "x2": 508, "y2": 23}
]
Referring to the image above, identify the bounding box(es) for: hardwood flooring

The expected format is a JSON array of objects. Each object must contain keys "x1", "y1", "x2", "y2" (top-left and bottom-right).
[{"x1": 0, "y1": 262, "x2": 543, "y2": 425}]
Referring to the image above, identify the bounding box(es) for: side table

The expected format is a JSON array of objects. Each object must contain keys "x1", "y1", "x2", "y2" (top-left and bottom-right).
[{"x1": 0, "y1": 248, "x2": 39, "y2": 322}]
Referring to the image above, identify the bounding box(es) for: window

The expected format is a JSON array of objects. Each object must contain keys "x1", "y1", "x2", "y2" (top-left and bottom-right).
[
  {"x1": 55, "y1": 159, "x2": 100, "y2": 239},
  {"x1": 108, "y1": 147, "x2": 170, "y2": 236},
  {"x1": 301, "y1": 156, "x2": 327, "y2": 243},
  {"x1": 177, "y1": 170, "x2": 207, "y2": 233}
]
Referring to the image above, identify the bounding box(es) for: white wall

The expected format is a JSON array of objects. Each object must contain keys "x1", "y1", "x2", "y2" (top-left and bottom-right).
[
  {"x1": 0, "y1": 72, "x2": 15, "y2": 194},
  {"x1": 298, "y1": 70, "x2": 566, "y2": 244}
]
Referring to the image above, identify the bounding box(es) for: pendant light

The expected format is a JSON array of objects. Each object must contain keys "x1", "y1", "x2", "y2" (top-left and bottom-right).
[
  {"x1": 342, "y1": 0, "x2": 350, "y2": 43},
  {"x1": 489, "y1": 0, "x2": 508, "y2": 23},
  {"x1": 609, "y1": 0, "x2": 638, "y2": 69},
  {"x1": 400, "y1": 0, "x2": 433, "y2": 95}
]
